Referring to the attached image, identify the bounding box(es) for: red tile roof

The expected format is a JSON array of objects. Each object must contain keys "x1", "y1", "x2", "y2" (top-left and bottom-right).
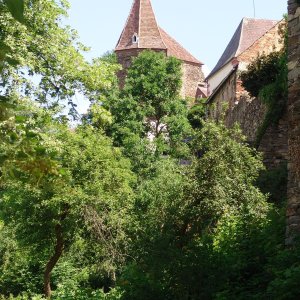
[
  {"x1": 115, "y1": 0, "x2": 202, "y2": 65},
  {"x1": 207, "y1": 18, "x2": 279, "y2": 79},
  {"x1": 115, "y1": 0, "x2": 166, "y2": 50}
]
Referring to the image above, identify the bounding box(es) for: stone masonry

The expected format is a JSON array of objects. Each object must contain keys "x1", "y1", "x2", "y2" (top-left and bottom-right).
[
  {"x1": 238, "y1": 21, "x2": 284, "y2": 64},
  {"x1": 286, "y1": 0, "x2": 300, "y2": 243},
  {"x1": 181, "y1": 62, "x2": 205, "y2": 100}
]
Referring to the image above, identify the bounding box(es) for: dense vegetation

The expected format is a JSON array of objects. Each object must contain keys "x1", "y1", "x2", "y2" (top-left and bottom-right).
[{"x1": 1, "y1": 1, "x2": 299, "y2": 300}]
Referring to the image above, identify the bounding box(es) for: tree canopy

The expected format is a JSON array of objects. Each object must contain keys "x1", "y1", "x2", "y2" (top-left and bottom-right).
[{"x1": 0, "y1": 1, "x2": 298, "y2": 300}]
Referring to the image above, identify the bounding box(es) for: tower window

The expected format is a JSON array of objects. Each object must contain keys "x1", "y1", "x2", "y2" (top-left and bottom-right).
[{"x1": 132, "y1": 33, "x2": 138, "y2": 44}]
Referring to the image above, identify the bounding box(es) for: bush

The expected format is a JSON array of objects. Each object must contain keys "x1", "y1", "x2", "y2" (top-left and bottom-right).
[
  {"x1": 0, "y1": 289, "x2": 123, "y2": 300},
  {"x1": 187, "y1": 99, "x2": 207, "y2": 129},
  {"x1": 240, "y1": 51, "x2": 283, "y2": 98},
  {"x1": 256, "y1": 162, "x2": 288, "y2": 204},
  {"x1": 52, "y1": 288, "x2": 123, "y2": 300}
]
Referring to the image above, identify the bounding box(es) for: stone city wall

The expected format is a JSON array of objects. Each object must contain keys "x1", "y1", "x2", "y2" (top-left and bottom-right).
[
  {"x1": 226, "y1": 96, "x2": 287, "y2": 169},
  {"x1": 207, "y1": 69, "x2": 288, "y2": 169},
  {"x1": 207, "y1": 71, "x2": 237, "y2": 121},
  {"x1": 286, "y1": 0, "x2": 300, "y2": 242}
]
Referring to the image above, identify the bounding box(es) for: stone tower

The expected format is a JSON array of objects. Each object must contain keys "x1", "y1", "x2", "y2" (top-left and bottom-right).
[{"x1": 115, "y1": 0, "x2": 205, "y2": 99}]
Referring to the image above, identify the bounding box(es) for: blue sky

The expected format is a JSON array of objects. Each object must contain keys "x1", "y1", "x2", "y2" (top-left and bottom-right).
[{"x1": 66, "y1": 0, "x2": 286, "y2": 72}]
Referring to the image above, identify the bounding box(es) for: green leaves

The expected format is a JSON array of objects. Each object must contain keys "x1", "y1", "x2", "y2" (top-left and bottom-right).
[
  {"x1": 4, "y1": 0, "x2": 25, "y2": 23},
  {"x1": 106, "y1": 50, "x2": 190, "y2": 170}
]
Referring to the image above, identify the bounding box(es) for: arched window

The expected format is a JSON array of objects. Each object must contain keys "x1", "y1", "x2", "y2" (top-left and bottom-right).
[{"x1": 132, "y1": 33, "x2": 138, "y2": 44}]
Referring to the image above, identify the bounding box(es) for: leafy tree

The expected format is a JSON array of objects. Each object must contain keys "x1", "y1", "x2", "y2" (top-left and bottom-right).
[
  {"x1": 240, "y1": 51, "x2": 284, "y2": 98},
  {"x1": 0, "y1": 0, "x2": 118, "y2": 118},
  {"x1": 120, "y1": 121, "x2": 268, "y2": 299},
  {"x1": 0, "y1": 102, "x2": 134, "y2": 297},
  {"x1": 1, "y1": 3, "x2": 296, "y2": 300},
  {"x1": 187, "y1": 98, "x2": 207, "y2": 129},
  {"x1": 0, "y1": 1, "x2": 133, "y2": 297},
  {"x1": 104, "y1": 50, "x2": 192, "y2": 175}
]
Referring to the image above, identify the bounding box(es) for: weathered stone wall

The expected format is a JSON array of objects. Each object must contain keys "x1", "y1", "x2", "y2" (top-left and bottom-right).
[
  {"x1": 116, "y1": 49, "x2": 140, "y2": 88},
  {"x1": 206, "y1": 18, "x2": 288, "y2": 170},
  {"x1": 258, "y1": 113, "x2": 288, "y2": 169},
  {"x1": 225, "y1": 95, "x2": 288, "y2": 169},
  {"x1": 286, "y1": 0, "x2": 300, "y2": 242},
  {"x1": 207, "y1": 69, "x2": 288, "y2": 169},
  {"x1": 181, "y1": 62, "x2": 205, "y2": 99},
  {"x1": 225, "y1": 96, "x2": 266, "y2": 143},
  {"x1": 207, "y1": 71, "x2": 237, "y2": 121}
]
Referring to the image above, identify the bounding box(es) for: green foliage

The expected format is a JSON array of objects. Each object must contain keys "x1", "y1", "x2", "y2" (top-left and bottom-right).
[
  {"x1": 267, "y1": 242, "x2": 300, "y2": 300},
  {"x1": 240, "y1": 51, "x2": 283, "y2": 98},
  {"x1": 187, "y1": 99, "x2": 207, "y2": 129},
  {"x1": 52, "y1": 287, "x2": 123, "y2": 300},
  {"x1": 0, "y1": 2, "x2": 297, "y2": 299},
  {"x1": 0, "y1": 294, "x2": 45, "y2": 300},
  {"x1": 0, "y1": 0, "x2": 118, "y2": 117},
  {"x1": 0, "y1": 100, "x2": 134, "y2": 292},
  {"x1": 119, "y1": 121, "x2": 269, "y2": 300},
  {"x1": 3, "y1": 0, "x2": 25, "y2": 23},
  {"x1": 0, "y1": 224, "x2": 42, "y2": 295},
  {"x1": 124, "y1": 50, "x2": 182, "y2": 103},
  {"x1": 0, "y1": 288, "x2": 123, "y2": 300},
  {"x1": 256, "y1": 162, "x2": 288, "y2": 204},
  {"x1": 255, "y1": 51, "x2": 287, "y2": 145},
  {"x1": 105, "y1": 50, "x2": 191, "y2": 175}
]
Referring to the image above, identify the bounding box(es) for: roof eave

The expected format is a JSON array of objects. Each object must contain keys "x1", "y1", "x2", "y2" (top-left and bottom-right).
[{"x1": 206, "y1": 59, "x2": 234, "y2": 81}]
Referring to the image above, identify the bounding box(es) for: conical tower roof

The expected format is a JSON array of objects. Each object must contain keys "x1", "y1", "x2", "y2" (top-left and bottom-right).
[
  {"x1": 115, "y1": 0, "x2": 202, "y2": 65},
  {"x1": 115, "y1": 0, "x2": 166, "y2": 50}
]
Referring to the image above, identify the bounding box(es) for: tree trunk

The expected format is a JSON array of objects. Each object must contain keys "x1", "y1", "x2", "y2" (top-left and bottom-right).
[
  {"x1": 43, "y1": 223, "x2": 64, "y2": 298},
  {"x1": 44, "y1": 208, "x2": 68, "y2": 298}
]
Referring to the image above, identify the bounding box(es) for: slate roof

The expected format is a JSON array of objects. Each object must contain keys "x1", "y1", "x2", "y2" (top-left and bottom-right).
[
  {"x1": 115, "y1": 0, "x2": 202, "y2": 65},
  {"x1": 206, "y1": 18, "x2": 279, "y2": 79}
]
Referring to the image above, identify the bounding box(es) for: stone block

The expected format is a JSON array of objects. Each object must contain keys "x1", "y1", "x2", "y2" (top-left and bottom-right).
[{"x1": 287, "y1": 215, "x2": 300, "y2": 225}]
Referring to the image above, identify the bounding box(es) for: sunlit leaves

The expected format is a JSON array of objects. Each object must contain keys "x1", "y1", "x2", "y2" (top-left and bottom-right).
[{"x1": 1, "y1": 0, "x2": 119, "y2": 118}]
